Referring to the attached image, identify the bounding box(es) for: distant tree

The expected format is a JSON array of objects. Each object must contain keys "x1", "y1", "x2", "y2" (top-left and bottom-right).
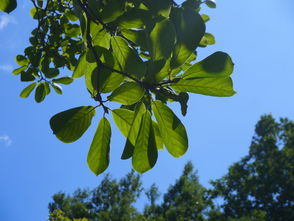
[
  {"x1": 144, "y1": 162, "x2": 209, "y2": 221},
  {"x1": 48, "y1": 171, "x2": 143, "y2": 220},
  {"x1": 209, "y1": 115, "x2": 294, "y2": 221}
]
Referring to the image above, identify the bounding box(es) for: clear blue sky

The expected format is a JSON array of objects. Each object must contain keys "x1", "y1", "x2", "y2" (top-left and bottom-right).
[{"x1": 1, "y1": 0, "x2": 294, "y2": 220}]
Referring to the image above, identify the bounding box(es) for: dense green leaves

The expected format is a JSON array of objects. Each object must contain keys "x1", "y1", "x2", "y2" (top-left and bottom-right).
[
  {"x1": 11, "y1": 0, "x2": 236, "y2": 175},
  {"x1": 50, "y1": 106, "x2": 96, "y2": 143},
  {"x1": 0, "y1": 0, "x2": 17, "y2": 13},
  {"x1": 152, "y1": 100, "x2": 188, "y2": 157},
  {"x1": 87, "y1": 117, "x2": 111, "y2": 176},
  {"x1": 183, "y1": 52, "x2": 234, "y2": 79},
  {"x1": 108, "y1": 82, "x2": 145, "y2": 105},
  {"x1": 171, "y1": 78, "x2": 236, "y2": 97}
]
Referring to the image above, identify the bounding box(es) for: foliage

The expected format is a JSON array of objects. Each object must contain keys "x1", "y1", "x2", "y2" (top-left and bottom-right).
[
  {"x1": 48, "y1": 114, "x2": 294, "y2": 220},
  {"x1": 1, "y1": 0, "x2": 236, "y2": 175},
  {"x1": 144, "y1": 161, "x2": 210, "y2": 221},
  {"x1": 209, "y1": 115, "x2": 294, "y2": 221},
  {"x1": 48, "y1": 171, "x2": 143, "y2": 220}
]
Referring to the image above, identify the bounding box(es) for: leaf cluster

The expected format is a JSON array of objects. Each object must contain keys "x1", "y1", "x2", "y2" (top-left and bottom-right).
[{"x1": 6, "y1": 0, "x2": 236, "y2": 175}]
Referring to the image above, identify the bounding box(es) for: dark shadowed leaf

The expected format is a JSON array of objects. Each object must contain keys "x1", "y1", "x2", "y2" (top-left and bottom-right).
[
  {"x1": 35, "y1": 83, "x2": 46, "y2": 103},
  {"x1": 0, "y1": 0, "x2": 17, "y2": 13},
  {"x1": 50, "y1": 106, "x2": 96, "y2": 143},
  {"x1": 183, "y1": 52, "x2": 234, "y2": 79},
  {"x1": 149, "y1": 19, "x2": 176, "y2": 61},
  {"x1": 170, "y1": 8, "x2": 205, "y2": 68}
]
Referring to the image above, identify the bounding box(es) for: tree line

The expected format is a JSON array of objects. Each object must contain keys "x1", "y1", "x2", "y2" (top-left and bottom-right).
[{"x1": 48, "y1": 115, "x2": 294, "y2": 221}]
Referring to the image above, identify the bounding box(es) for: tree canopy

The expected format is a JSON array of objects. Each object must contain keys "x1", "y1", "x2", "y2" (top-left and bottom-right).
[
  {"x1": 1, "y1": 0, "x2": 235, "y2": 175},
  {"x1": 48, "y1": 115, "x2": 294, "y2": 221}
]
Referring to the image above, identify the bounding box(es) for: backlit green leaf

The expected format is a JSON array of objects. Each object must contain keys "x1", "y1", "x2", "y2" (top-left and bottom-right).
[
  {"x1": 152, "y1": 121, "x2": 164, "y2": 150},
  {"x1": 112, "y1": 108, "x2": 134, "y2": 138},
  {"x1": 52, "y1": 83, "x2": 63, "y2": 95},
  {"x1": 132, "y1": 111, "x2": 158, "y2": 173},
  {"x1": 12, "y1": 66, "x2": 27, "y2": 75},
  {"x1": 152, "y1": 100, "x2": 188, "y2": 157},
  {"x1": 87, "y1": 117, "x2": 111, "y2": 176},
  {"x1": 171, "y1": 77, "x2": 236, "y2": 97},
  {"x1": 73, "y1": 52, "x2": 96, "y2": 78},
  {"x1": 15, "y1": 55, "x2": 29, "y2": 66},
  {"x1": 52, "y1": 77, "x2": 74, "y2": 85},
  {"x1": 199, "y1": 33, "x2": 216, "y2": 47},
  {"x1": 20, "y1": 82, "x2": 37, "y2": 98},
  {"x1": 100, "y1": 0, "x2": 125, "y2": 23},
  {"x1": 121, "y1": 103, "x2": 146, "y2": 159},
  {"x1": 183, "y1": 52, "x2": 234, "y2": 79},
  {"x1": 50, "y1": 106, "x2": 96, "y2": 143},
  {"x1": 108, "y1": 82, "x2": 145, "y2": 105},
  {"x1": 111, "y1": 36, "x2": 146, "y2": 78}
]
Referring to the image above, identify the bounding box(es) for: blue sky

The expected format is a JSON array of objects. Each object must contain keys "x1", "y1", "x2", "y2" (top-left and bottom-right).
[{"x1": 1, "y1": 0, "x2": 294, "y2": 220}]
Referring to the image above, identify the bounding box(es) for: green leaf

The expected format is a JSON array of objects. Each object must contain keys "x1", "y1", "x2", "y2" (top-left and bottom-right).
[
  {"x1": 132, "y1": 111, "x2": 158, "y2": 173},
  {"x1": 201, "y1": 14, "x2": 210, "y2": 22},
  {"x1": 121, "y1": 103, "x2": 146, "y2": 159},
  {"x1": 100, "y1": 0, "x2": 125, "y2": 23},
  {"x1": 171, "y1": 77, "x2": 236, "y2": 97},
  {"x1": 52, "y1": 83, "x2": 63, "y2": 95},
  {"x1": 111, "y1": 36, "x2": 146, "y2": 78},
  {"x1": 0, "y1": 0, "x2": 17, "y2": 13},
  {"x1": 85, "y1": 47, "x2": 124, "y2": 94},
  {"x1": 87, "y1": 117, "x2": 111, "y2": 176},
  {"x1": 73, "y1": 52, "x2": 96, "y2": 78},
  {"x1": 205, "y1": 0, "x2": 216, "y2": 8},
  {"x1": 112, "y1": 108, "x2": 134, "y2": 138},
  {"x1": 52, "y1": 77, "x2": 73, "y2": 85},
  {"x1": 170, "y1": 8, "x2": 205, "y2": 68},
  {"x1": 91, "y1": 22, "x2": 111, "y2": 49},
  {"x1": 121, "y1": 29, "x2": 148, "y2": 50},
  {"x1": 149, "y1": 19, "x2": 176, "y2": 61},
  {"x1": 178, "y1": 92, "x2": 189, "y2": 116},
  {"x1": 35, "y1": 83, "x2": 46, "y2": 103},
  {"x1": 152, "y1": 121, "x2": 164, "y2": 150},
  {"x1": 21, "y1": 71, "x2": 35, "y2": 82},
  {"x1": 108, "y1": 82, "x2": 145, "y2": 105},
  {"x1": 15, "y1": 55, "x2": 29, "y2": 66},
  {"x1": 183, "y1": 52, "x2": 234, "y2": 79},
  {"x1": 20, "y1": 82, "x2": 37, "y2": 98},
  {"x1": 50, "y1": 106, "x2": 96, "y2": 143},
  {"x1": 12, "y1": 65, "x2": 27, "y2": 75},
  {"x1": 115, "y1": 9, "x2": 144, "y2": 29},
  {"x1": 142, "y1": 0, "x2": 171, "y2": 17},
  {"x1": 199, "y1": 33, "x2": 215, "y2": 47},
  {"x1": 152, "y1": 100, "x2": 188, "y2": 157},
  {"x1": 44, "y1": 68, "x2": 59, "y2": 79}
]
